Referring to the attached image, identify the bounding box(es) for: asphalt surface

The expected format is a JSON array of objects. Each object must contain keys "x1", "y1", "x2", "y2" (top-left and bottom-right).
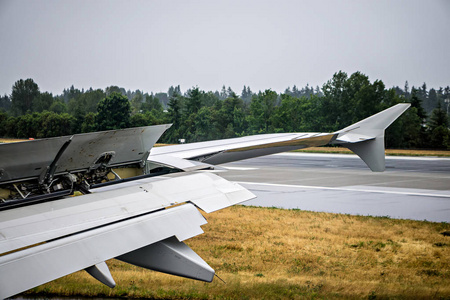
[{"x1": 219, "y1": 153, "x2": 450, "y2": 222}]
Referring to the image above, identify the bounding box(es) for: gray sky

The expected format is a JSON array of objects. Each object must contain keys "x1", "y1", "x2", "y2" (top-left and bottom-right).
[{"x1": 0, "y1": 0, "x2": 449, "y2": 96}]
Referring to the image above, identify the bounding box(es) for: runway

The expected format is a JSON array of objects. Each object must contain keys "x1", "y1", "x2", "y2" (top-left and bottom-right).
[{"x1": 219, "y1": 152, "x2": 450, "y2": 222}]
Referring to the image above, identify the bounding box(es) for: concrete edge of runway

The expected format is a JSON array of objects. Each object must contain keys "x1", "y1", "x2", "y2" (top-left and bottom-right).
[{"x1": 274, "y1": 152, "x2": 450, "y2": 160}]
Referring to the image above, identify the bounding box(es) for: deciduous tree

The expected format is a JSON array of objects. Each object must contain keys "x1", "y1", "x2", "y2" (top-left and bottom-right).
[
  {"x1": 11, "y1": 79, "x2": 40, "y2": 116},
  {"x1": 96, "y1": 92, "x2": 131, "y2": 130}
]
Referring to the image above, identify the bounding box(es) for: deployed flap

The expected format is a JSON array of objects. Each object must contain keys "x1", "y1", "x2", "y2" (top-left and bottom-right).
[
  {"x1": 85, "y1": 261, "x2": 116, "y2": 288},
  {"x1": 333, "y1": 103, "x2": 410, "y2": 172},
  {"x1": 137, "y1": 172, "x2": 255, "y2": 213},
  {"x1": 0, "y1": 173, "x2": 254, "y2": 254},
  {"x1": 118, "y1": 236, "x2": 215, "y2": 282}
]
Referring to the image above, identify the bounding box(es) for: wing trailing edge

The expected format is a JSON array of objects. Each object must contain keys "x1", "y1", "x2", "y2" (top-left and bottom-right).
[{"x1": 333, "y1": 103, "x2": 410, "y2": 171}]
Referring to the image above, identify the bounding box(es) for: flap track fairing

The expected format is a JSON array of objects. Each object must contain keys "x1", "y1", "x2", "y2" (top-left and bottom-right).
[{"x1": 117, "y1": 236, "x2": 215, "y2": 282}]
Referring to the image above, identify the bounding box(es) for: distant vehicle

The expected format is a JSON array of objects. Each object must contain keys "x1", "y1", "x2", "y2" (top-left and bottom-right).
[{"x1": 0, "y1": 104, "x2": 409, "y2": 298}]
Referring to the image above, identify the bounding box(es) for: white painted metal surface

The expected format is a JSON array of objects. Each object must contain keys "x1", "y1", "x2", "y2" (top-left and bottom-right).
[
  {"x1": 85, "y1": 262, "x2": 116, "y2": 288},
  {"x1": 0, "y1": 124, "x2": 170, "y2": 184},
  {"x1": 150, "y1": 104, "x2": 410, "y2": 172},
  {"x1": 0, "y1": 104, "x2": 411, "y2": 298},
  {"x1": 0, "y1": 172, "x2": 254, "y2": 254},
  {"x1": 150, "y1": 132, "x2": 335, "y2": 166},
  {"x1": 0, "y1": 204, "x2": 205, "y2": 299},
  {"x1": 118, "y1": 236, "x2": 215, "y2": 282},
  {"x1": 335, "y1": 103, "x2": 410, "y2": 171}
]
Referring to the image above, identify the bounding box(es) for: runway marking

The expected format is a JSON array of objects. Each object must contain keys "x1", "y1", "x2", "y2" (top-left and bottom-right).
[
  {"x1": 236, "y1": 181, "x2": 450, "y2": 198},
  {"x1": 224, "y1": 167, "x2": 258, "y2": 171},
  {"x1": 272, "y1": 152, "x2": 450, "y2": 161}
]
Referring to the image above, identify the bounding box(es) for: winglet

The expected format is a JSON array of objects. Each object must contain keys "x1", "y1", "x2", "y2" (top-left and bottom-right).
[{"x1": 333, "y1": 104, "x2": 410, "y2": 172}]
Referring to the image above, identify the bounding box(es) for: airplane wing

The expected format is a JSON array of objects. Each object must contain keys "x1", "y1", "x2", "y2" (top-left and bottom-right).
[
  {"x1": 0, "y1": 103, "x2": 409, "y2": 298},
  {"x1": 150, "y1": 103, "x2": 410, "y2": 171}
]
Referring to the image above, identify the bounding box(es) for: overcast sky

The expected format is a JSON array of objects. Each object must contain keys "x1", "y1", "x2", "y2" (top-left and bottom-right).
[{"x1": 0, "y1": 0, "x2": 449, "y2": 96}]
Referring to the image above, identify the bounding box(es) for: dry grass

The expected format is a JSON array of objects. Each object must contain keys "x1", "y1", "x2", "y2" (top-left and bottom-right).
[
  {"x1": 25, "y1": 206, "x2": 450, "y2": 299},
  {"x1": 384, "y1": 148, "x2": 450, "y2": 157},
  {"x1": 0, "y1": 138, "x2": 29, "y2": 143},
  {"x1": 296, "y1": 147, "x2": 450, "y2": 157}
]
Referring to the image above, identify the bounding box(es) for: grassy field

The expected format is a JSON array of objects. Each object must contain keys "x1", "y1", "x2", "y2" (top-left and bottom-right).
[
  {"x1": 0, "y1": 138, "x2": 29, "y2": 143},
  {"x1": 3, "y1": 137, "x2": 450, "y2": 298},
  {"x1": 23, "y1": 206, "x2": 450, "y2": 299},
  {"x1": 295, "y1": 147, "x2": 450, "y2": 157}
]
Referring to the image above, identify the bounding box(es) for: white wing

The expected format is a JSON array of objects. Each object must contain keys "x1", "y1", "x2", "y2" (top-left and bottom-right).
[
  {"x1": 0, "y1": 103, "x2": 409, "y2": 298},
  {"x1": 150, "y1": 104, "x2": 410, "y2": 171},
  {"x1": 0, "y1": 172, "x2": 255, "y2": 298}
]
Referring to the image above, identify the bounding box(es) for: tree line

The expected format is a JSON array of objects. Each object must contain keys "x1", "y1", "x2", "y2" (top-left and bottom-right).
[{"x1": 0, "y1": 71, "x2": 449, "y2": 149}]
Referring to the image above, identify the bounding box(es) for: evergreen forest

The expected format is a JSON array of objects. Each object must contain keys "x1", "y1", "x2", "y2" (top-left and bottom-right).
[{"x1": 0, "y1": 71, "x2": 449, "y2": 149}]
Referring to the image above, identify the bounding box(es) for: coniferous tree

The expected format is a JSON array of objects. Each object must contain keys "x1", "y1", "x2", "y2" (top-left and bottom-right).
[
  {"x1": 241, "y1": 85, "x2": 249, "y2": 99},
  {"x1": 428, "y1": 102, "x2": 449, "y2": 149},
  {"x1": 130, "y1": 90, "x2": 144, "y2": 115},
  {"x1": 219, "y1": 85, "x2": 227, "y2": 100},
  {"x1": 428, "y1": 89, "x2": 438, "y2": 111},
  {"x1": 0, "y1": 95, "x2": 11, "y2": 112},
  {"x1": 241, "y1": 86, "x2": 253, "y2": 103},
  {"x1": 164, "y1": 93, "x2": 183, "y2": 143},
  {"x1": 185, "y1": 87, "x2": 202, "y2": 115},
  {"x1": 404, "y1": 81, "x2": 409, "y2": 98},
  {"x1": 410, "y1": 88, "x2": 427, "y2": 121}
]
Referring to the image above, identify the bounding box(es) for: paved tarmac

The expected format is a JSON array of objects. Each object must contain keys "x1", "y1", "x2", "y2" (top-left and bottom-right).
[{"x1": 219, "y1": 153, "x2": 450, "y2": 222}]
